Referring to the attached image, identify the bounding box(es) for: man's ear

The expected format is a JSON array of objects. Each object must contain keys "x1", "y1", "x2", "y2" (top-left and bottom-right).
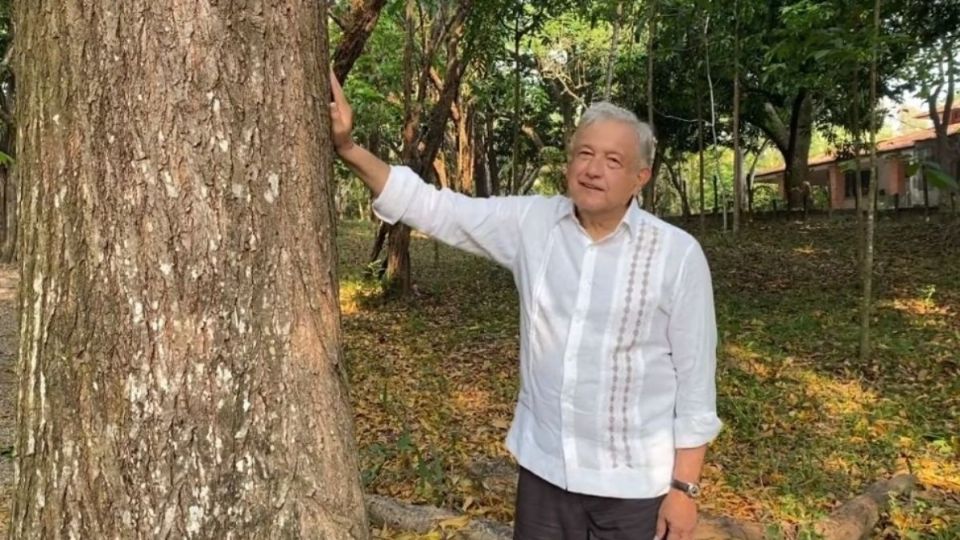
[{"x1": 633, "y1": 167, "x2": 652, "y2": 196}]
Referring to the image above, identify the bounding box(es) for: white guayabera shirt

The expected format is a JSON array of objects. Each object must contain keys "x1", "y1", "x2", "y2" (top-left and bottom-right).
[{"x1": 374, "y1": 166, "x2": 723, "y2": 499}]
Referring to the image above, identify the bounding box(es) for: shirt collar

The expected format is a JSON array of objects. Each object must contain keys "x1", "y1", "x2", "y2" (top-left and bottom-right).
[{"x1": 556, "y1": 196, "x2": 646, "y2": 239}]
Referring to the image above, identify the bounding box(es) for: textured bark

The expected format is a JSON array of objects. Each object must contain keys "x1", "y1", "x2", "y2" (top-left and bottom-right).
[
  {"x1": 332, "y1": 0, "x2": 389, "y2": 84},
  {"x1": 860, "y1": 0, "x2": 881, "y2": 362},
  {"x1": 11, "y1": 2, "x2": 368, "y2": 538},
  {"x1": 0, "y1": 166, "x2": 14, "y2": 263},
  {"x1": 814, "y1": 475, "x2": 916, "y2": 540},
  {"x1": 758, "y1": 93, "x2": 813, "y2": 209},
  {"x1": 455, "y1": 98, "x2": 475, "y2": 195}
]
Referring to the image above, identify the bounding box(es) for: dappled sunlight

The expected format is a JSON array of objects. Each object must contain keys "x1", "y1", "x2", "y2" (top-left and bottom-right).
[
  {"x1": 451, "y1": 388, "x2": 493, "y2": 416},
  {"x1": 883, "y1": 296, "x2": 952, "y2": 318},
  {"x1": 723, "y1": 343, "x2": 773, "y2": 379},
  {"x1": 796, "y1": 369, "x2": 877, "y2": 417},
  {"x1": 791, "y1": 245, "x2": 826, "y2": 257}
]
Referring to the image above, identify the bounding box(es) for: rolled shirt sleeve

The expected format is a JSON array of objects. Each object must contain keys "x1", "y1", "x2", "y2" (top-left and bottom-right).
[
  {"x1": 667, "y1": 241, "x2": 723, "y2": 448},
  {"x1": 372, "y1": 165, "x2": 534, "y2": 269}
]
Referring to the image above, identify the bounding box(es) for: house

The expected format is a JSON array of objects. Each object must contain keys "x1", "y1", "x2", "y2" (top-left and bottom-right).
[{"x1": 754, "y1": 106, "x2": 960, "y2": 210}]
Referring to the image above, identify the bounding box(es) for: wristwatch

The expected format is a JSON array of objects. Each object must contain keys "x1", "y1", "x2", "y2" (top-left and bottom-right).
[{"x1": 670, "y1": 479, "x2": 701, "y2": 498}]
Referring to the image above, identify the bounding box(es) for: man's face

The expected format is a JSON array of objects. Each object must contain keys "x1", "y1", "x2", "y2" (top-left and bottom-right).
[{"x1": 566, "y1": 119, "x2": 651, "y2": 217}]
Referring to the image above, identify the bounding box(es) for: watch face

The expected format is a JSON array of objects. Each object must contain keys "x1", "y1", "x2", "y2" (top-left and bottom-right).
[{"x1": 688, "y1": 484, "x2": 701, "y2": 497}]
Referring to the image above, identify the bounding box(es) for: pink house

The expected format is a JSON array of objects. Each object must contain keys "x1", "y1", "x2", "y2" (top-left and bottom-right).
[{"x1": 754, "y1": 108, "x2": 960, "y2": 210}]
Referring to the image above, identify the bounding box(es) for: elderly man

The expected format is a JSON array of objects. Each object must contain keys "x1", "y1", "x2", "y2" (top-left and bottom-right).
[{"x1": 330, "y1": 74, "x2": 721, "y2": 540}]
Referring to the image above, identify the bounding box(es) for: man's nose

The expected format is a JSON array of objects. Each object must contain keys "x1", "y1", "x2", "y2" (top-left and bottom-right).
[{"x1": 586, "y1": 156, "x2": 603, "y2": 177}]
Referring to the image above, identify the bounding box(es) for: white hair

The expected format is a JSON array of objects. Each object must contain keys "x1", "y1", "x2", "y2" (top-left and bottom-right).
[{"x1": 573, "y1": 102, "x2": 656, "y2": 169}]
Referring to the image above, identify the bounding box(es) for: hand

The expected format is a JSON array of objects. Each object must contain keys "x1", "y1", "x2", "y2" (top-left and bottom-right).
[
  {"x1": 655, "y1": 490, "x2": 697, "y2": 540},
  {"x1": 329, "y1": 70, "x2": 355, "y2": 153}
]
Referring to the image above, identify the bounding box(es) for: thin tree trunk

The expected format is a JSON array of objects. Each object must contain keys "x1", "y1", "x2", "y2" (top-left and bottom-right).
[
  {"x1": 11, "y1": 2, "x2": 368, "y2": 537},
  {"x1": 642, "y1": 0, "x2": 657, "y2": 211},
  {"x1": 604, "y1": 0, "x2": 624, "y2": 100},
  {"x1": 852, "y1": 71, "x2": 865, "y2": 263},
  {"x1": 510, "y1": 11, "x2": 522, "y2": 195},
  {"x1": 697, "y1": 72, "x2": 705, "y2": 235},
  {"x1": 0, "y1": 166, "x2": 15, "y2": 262},
  {"x1": 732, "y1": 0, "x2": 742, "y2": 233},
  {"x1": 860, "y1": 0, "x2": 881, "y2": 362}
]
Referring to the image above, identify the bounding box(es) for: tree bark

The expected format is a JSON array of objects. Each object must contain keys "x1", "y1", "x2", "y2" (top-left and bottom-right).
[
  {"x1": 455, "y1": 97, "x2": 475, "y2": 195},
  {"x1": 756, "y1": 93, "x2": 813, "y2": 210},
  {"x1": 732, "y1": 0, "x2": 742, "y2": 232},
  {"x1": 642, "y1": 0, "x2": 657, "y2": 212},
  {"x1": 332, "y1": 0, "x2": 389, "y2": 84},
  {"x1": 11, "y1": 2, "x2": 368, "y2": 538},
  {"x1": 665, "y1": 159, "x2": 691, "y2": 220},
  {"x1": 604, "y1": 0, "x2": 624, "y2": 100},
  {"x1": 697, "y1": 72, "x2": 705, "y2": 234},
  {"x1": 860, "y1": 0, "x2": 881, "y2": 362}
]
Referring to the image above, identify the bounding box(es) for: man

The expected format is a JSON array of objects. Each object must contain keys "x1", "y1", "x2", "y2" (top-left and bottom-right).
[{"x1": 330, "y1": 73, "x2": 721, "y2": 540}]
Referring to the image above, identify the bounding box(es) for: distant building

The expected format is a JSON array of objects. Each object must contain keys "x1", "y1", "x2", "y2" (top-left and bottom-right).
[{"x1": 754, "y1": 106, "x2": 960, "y2": 210}]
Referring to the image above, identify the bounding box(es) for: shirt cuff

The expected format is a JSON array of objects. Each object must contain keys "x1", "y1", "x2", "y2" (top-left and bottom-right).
[
  {"x1": 674, "y1": 413, "x2": 723, "y2": 448},
  {"x1": 372, "y1": 166, "x2": 420, "y2": 225}
]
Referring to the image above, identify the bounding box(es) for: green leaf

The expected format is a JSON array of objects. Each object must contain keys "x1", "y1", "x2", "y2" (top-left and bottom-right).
[
  {"x1": 0, "y1": 151, "x2": 13, "y2": 166},
  {"x1": 923, "y1": 161, "x2": 959, "y2": 191}
]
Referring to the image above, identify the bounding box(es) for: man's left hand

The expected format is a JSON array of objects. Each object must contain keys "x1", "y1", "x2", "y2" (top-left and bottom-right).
[{"x1": 655, "y1": 490, "x2": 698, "y2": 540}]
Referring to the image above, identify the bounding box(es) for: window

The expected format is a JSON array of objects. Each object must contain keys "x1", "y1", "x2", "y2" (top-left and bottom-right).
[{"x1": 844, "y1": 170, "x2": 871, "y2": 198}]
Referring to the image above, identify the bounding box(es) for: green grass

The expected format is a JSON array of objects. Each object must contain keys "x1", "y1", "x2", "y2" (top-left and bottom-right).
[{"x1": 339, "y1": 216, "x2": 960, "y2": 538}]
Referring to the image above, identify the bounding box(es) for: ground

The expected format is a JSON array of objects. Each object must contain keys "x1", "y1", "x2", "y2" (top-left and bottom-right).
[
  {"x1": 1, "y1": 216, "x2": 958, "y2": 539},
  {"x1": 0, "y1": 264, "x2": 17, "y2": 536}
]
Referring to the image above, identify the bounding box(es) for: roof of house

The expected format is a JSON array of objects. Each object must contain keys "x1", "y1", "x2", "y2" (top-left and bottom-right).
[{"x1": 755, "y1": 123, "x2": 960, "y2": 179}]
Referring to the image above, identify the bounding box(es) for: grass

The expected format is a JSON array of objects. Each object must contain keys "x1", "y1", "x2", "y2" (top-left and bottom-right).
[{"x1": 338, "y1": 214, "x2": 960, "y2": 539}]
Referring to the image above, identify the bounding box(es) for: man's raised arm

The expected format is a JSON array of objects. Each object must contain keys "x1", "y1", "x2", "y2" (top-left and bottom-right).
[{"x1": 329, "y1": 71, "x2": 390, "y2": 196}]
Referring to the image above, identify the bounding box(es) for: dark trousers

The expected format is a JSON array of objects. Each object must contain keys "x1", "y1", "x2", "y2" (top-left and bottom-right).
[{"x1": 514, "y1": 467, "x2": 664, "y2": 540}]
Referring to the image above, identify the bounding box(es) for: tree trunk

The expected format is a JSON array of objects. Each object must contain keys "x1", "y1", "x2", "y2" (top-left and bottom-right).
[
  {"x1": 0, "y1": 166, "x2": 15, "y2": 262},
  {"x1": 510, "y1": 11, "x2": 523, "y2": 195},
  {"x1": 732, "y1": 0, "x2": 742, "y2": 232},
  {"x1": 456, "y1": 97, "x2": 475, "y2": 195},
  {"x1": 642, "y1": 0, "x2": 657, "y2": 211},
  {"x1": 758, "y1": 94, "x2": 813, "y2": 210},
  {"x1": 604, "y1": 0, "x2": 624, "y2": 100},
  {"x1": 697, "y1": 75, "x2": 705, "y2": 235},
  {"x1": 333, "y1": 0, "x2": 389, "y2": 83},
  {"x1": 665, "y1": 160, "x2": 691, "y2": 220},
  {"x1": 10, "y1": 2, "x2": 368, "y2": 538},
  {"x1": 860, "y1": 0, "x2": 881, "y2": 362}
]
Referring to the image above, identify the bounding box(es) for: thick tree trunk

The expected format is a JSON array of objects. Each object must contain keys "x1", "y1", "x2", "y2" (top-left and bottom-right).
[
  {"x1": 758, "y1": 93, "x2": 813, "y2": 210},
  {"x1": 11, "y1": 2, "x2": 368, "y2": 538}
]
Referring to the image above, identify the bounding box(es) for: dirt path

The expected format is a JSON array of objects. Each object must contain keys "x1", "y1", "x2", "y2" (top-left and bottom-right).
[{"x1": 0, "y1": 264, "x2": 17, "y2": 536}]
